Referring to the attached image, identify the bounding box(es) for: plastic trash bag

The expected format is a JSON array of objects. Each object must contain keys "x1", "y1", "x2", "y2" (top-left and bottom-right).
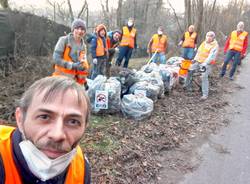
[
  {"x1": 88, "y1": 75, "x2": 121, "y2": 114},
  {"x1": 121, "y1": 94, "x2": 154, "y2": 120},
  {"x1": 113, "y1": 67, "x2": 138, "y2": 95},
  {"x1": 141, "y1": 62, "x2": 159, "y2": 73},
  {"x1": 129, "y1": 81, "x2": 160, "y2": 102},
  {"x1": 166, "y1": 56, "x2": 183, "y2": 66}
]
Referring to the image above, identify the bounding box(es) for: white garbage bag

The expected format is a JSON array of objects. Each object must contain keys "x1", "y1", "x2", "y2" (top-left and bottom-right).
[
  {"x1": 88, "y1": 75, "x2": 121, "y2": 114},
  {"x1": 121, "y1": 94, "x2": 154, "y2": 120}
]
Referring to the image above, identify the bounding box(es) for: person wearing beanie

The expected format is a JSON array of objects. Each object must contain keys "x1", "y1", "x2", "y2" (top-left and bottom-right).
[
  {"x1": 52, "y1": 18, "x2": 90, "y2": 90},
  {"x1": 115, "y1": 18, "x2": 137, "y2": 68},
  {"x1": 147, "y1": 26, "x2": 168, "y2": 64},
  {"x1": 90, "y1": 24, "x2": 108, "y2": 80},
  {"x1": 184, "y1": 31, "x2": 219, "y2": 100},
  {"x1": 220, "y1": 21, "x2": 248, "y2": 80}
]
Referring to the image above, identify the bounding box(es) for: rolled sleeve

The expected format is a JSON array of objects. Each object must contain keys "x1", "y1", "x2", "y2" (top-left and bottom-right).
[{"x1": 52, "y1": 36, "x2": 72, "y2": 69}]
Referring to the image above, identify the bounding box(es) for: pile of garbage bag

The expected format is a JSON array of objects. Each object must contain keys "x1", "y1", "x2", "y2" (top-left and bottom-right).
[
  {"x1": 88, "y1": 75, "x2": 121, "y2": 114},
  {"x1": 121, "y1": 94, "x2": 154, "y2": 120}
]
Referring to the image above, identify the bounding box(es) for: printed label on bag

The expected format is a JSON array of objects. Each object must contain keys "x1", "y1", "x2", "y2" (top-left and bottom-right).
[{"x1": 95, "y1": 90, "x2": 108, "y2": 109}]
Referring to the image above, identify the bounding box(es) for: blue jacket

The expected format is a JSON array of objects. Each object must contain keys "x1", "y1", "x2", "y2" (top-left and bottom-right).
[{"x1": 90, "y1": 34, "x2": 107, "y2": 59}]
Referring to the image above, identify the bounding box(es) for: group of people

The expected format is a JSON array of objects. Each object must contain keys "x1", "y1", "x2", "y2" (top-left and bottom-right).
[
  {"x1": 0, "y1": 18, "x2": 248, "y2": 184},
  {"x1": 180, "y1": 22, "x2": 248, "y2": 100},
  {"x1": 52, "y1": 17, "x2": 138, "y2": 88}
]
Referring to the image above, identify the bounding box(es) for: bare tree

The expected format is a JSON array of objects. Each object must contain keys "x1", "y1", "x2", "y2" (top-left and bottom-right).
[
  {"x1": 166, "y1": 0, "x2": 183, "y2": 34},
  {"x1": 184, "y1": 0, "x2": 191, "y2": 27},
  {"x1": 100, "y1": 0, "x2": 110, "y2": 29},
  {"x1": 195, "y1": 0, "x2": 204, "y2": 43},
  {"x1": 116, "y1": 0, "x2": 123, "y2": 28},
  {"x1": 67, "y1": 0, "x2": 74, "y2": 22}
]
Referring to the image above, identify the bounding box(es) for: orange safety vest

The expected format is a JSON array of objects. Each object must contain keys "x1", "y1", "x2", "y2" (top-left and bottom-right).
[
  {"x1": 179, "y1": 59, "x2": 192, "y2": 76},
  {"x1": 195, "y1": 41, "x2": 218, "y2": 63},
  {"x1": 151, "y1": 34, "x2": 167, "y2": 53},
  {"x1": 120, "y1": 26, "x2": 136, "y2": 48},
  {"x1": 76, "y1": 51, "x2": 89, "y2": 85},
  {"x1": 229, "y1": 30, "x2": 248, "y2": 52},
  {"x1": 182, "y1": 32, "x2": 197, "y2": 48},
  {"x1": 0, "y1": 125, "x2": 85, "y2": 184},
  {"x1": 53, "y1": 36, "x2": 89, "y2": 85},
  {"x1": 96, "y1": 37, "x2": 107, "y2": 57}
]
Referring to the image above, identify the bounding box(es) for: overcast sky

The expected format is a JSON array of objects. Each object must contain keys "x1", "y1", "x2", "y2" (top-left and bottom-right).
[{"x1": 9, "y1": 0, "x2": 249, "y2": 14}]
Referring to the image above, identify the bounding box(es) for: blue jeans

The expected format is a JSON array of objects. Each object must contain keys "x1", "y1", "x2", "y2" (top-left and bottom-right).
[
  {"x1": 115, "y1": 46, "x2": 133, "y2": 68},
  {"x1": 151, "y1": 53, "x2": 166, "y2": 64},
  {"x1": 182, "y1": 47, "x2": 195, "y2": 60},
  {"x1": 184, "y1": 62, "x2": 211, "y2": 96},
  {"x1": 220, "y1": 50, "x2": 241, "y2": 78}
]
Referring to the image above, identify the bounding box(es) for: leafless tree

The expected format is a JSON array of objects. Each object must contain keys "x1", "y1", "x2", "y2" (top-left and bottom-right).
[
  {"x1": 100, "y1": 0, "x2": 110, "y2": 29},
  {"x1": 116, "y1": 0, "x2": 123, "y2": 28}
]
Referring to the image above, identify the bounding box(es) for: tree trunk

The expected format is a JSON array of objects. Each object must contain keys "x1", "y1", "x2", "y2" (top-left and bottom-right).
[
  {"x1": 196, "y1": 0, "x2": 204, "y2": 43},
  {"x1": 116, "y1": 0, "x2": 123, "y2": 28},
  {"x1": 67, "y1": 0, "x2": 74, "y2": 22},
  {"x1": 184, "y1": 0, "x2": 191, "y2": 27},
  {"x1": 208, "y1": 0, "x2": 217, "y2": 29}
]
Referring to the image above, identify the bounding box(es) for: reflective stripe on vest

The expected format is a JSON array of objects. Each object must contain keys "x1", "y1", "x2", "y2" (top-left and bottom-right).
[
  {"x1": 0, "y1": 125, "x2": 85, "y2": 184},
  {"x1": 151, "y1": 34, "x2": 167, "y2": 53},
  {"x1": 229, "y1": 31, "x2": 248, "y2": 52},
  {"x1": 96, "y1": 37, "x2": 106, "y2": 57},
  {"x1": 120, "y1": 26, "x2": 136, "y2": 48},
  {"x1": 53, "y1": 45, "x2": 76, "y2": 77},
  {"x1": 195, "y1": 41, "x2": 217, "y2": 63},
  {"x1": 182, "y1": 32, "x2": 197, "y2": 48}
]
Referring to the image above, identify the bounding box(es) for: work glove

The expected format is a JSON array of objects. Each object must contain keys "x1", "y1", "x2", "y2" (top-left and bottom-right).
[
  {"x1": 115, "y1": 47, "x2": 119, "y2": 53},
  {"x1": 191, "y1": 59, "x2": 197, "y2": 64},
  {"x1": 77, "y1": 65, "x2": 85, "y2": 71},
  {"x1": 200, "y1": 62, "x2": 207, "y2": 72},
  {"x1": 93, "y1": 58, "x2": 98, "y2": 65},
  {"x1": 72, "y1": 62, "x2": 82, "y2": 70}
]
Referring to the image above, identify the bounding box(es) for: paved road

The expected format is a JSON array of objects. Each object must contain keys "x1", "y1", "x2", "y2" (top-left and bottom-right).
[{"x1": 180, "y1": 56, "x2": 250, "y2": 184}]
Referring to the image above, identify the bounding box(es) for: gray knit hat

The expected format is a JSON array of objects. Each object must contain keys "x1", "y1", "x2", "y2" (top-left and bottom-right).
[{"x1": 71, "y1": 19, "x2": 86, "y2": 31}]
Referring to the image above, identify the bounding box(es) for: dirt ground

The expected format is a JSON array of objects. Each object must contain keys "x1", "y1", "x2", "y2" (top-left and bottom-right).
[{"x1": 0, "y1": 56, "x2": 233, "y2": 184}]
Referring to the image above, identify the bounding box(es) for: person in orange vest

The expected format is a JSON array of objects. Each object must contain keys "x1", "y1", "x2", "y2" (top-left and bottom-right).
[
  {"x1": 178, "y1": 25, "x2": 198, "y2": 60},
  {"x1": 90, "y1": 24, "x2": 108, "y2": 79},
  {"x1": 116, "y1": 18, "x2": 137, "y2": 68},
  {"x1": 0, "y1": 76, "x2": 91, "y2": 183},
  {"x1": 184, "y1": 31, "x2": 219, "y2": 100},
  {"x1": 52, "y1": 19, "x2": 89, "y2": 89},
  {"x1": 220, "y1": 21, "x2": 248, "y2": 80},
  {"x1": 106, "y1": 30, "x2": 122, "y2": 77},
  {"x1": 147, "y1": 26, "x2": 168, "y2": 64}
]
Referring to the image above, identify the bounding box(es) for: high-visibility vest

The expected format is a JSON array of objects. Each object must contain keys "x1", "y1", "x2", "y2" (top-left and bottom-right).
[
  {"x1": 96, "y1": 37, "x2": 107, "y2": 57},
  {"x1": 120, "y1": 26, "x2": 136, "y2": 48},
  {"x1": 195, "y1": 41, "x2": 218, "y2": 63},
  {"x1": 182, "y1": 32, "x2": 197, "y2": 48},
  {"x1": 151, "y1": 34, "x2": 167, "y2": 53},
  {"x1": 229, "y1": 31, "x2": 248, "y2": 52},
  {"x1": 53, "y1": 35, "x2": 89, "y2": 85},
  {"x1": 0, "y1": 125, "x2": 85, "y2": 184},
  {"x1": 179, "y1": 59, "x2": 192, "y2": 76}
]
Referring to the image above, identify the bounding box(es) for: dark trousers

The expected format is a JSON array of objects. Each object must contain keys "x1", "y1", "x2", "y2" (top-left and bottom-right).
[
  {"x1": 220, "y1": 50, "x2": 241, "y2": 78},
  {"x1": 106, "y1": 49, "x2": 116, "y2": 78},
  {"x1": 115, "y1": 46, "x2": 133, "y2": 68}
]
